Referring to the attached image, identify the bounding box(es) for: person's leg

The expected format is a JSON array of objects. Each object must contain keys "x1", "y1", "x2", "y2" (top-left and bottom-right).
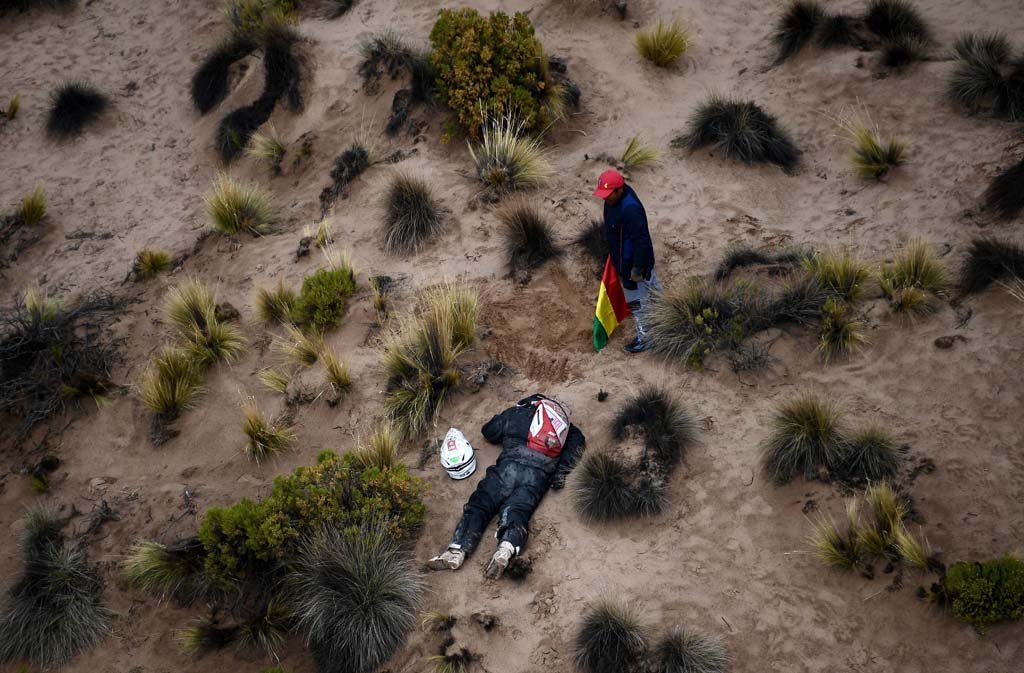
[
  {"x1": 485, "y1": 465, "x2": 547, "y2": 579},
  {"x1": 623, "y1": 269, "x2": 660, "y2": 351},
  {"x1": 428, "y1": 464, "x2": 508, "y2": 570}
]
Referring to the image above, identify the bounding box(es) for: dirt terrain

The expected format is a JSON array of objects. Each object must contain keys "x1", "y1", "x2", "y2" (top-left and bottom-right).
[{"x1": 1, "y1": 0, "x2": 1022, "y2": 672}]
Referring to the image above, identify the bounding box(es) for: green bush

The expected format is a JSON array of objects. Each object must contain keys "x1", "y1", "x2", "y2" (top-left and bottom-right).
[
  {"x1": 198, "y1": 451, "x2": 425, "y2": 588},
  {"x1": 941, "y1": 555, "x2": 1024, "y2": 630},
  {"x1": 293, "y1": 265, "x2": 356, "y2": 332},
  {"x1": 429, "y1": 8, "x2": 553, "y2": 137}
]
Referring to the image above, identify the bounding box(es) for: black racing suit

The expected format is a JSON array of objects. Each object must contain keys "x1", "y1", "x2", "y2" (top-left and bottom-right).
[{"x1": 449, "y1": 395, "x2": 586, "y2": 556}]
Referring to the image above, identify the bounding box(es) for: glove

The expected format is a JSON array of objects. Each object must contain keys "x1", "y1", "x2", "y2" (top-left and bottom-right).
[{"x1": 550, "y1": 474, "x2": 567, "y2": 490}]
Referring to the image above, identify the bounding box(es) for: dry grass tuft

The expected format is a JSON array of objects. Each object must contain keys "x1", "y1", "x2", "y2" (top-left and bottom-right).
[
  {"x1": 241, "y1": 397, "x2": 294, "y2": 463},
  {"x1": 635, "y1": 19, "x2": 690, "y2": 67},
  {"x1": 204, "y1": 172, "x2": 277, "y2": 236},
  {"x1": 469, "y1": 113, "x2": 553, "y2": 193}
]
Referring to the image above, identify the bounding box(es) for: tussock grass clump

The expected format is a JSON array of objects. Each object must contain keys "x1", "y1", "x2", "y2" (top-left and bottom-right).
[
  {"x1": 469, "y1": 114, "x2": 554, "y2": 194},
  {"x1": 382, "y1": 285, "x2": 478, "y2": 439},
  {"x1": 832, "y1": 110, "x2": 906, "y2": 179},
  {"x1": 836, "y1": 427, "x2": 902, "y2": 483},
  {"x1": 573, "y1": 452, "x2": 636, "y2": 522},
  {"x1": 122, "y1": 538, "x2": 210, "y2": 605},
  {"x1": 262, "y1": 23, "x2": 303, "y2": 110},
  {"x1": 191, "y1": 37, "x2": 257, "y2": 114},
  {"x1": 247, "y1": 126, "x2": 286, "y2": 174},
  {"x1": 714, "y1": 244, "x2": 806, "y2": 280},
  {"x1": 576, "y1": 219, "x2": 609, "y2": 275},
  {"x1": 960, "y1": 237, "x2": 1024, "y2": 293},
  {"x1": 984, "y1": 157, "x2": 1024, "y2": 221},
  {"x1": 46, "y1": 81, "x2": 109, "y2": 139},
  {"x1": 165, "y1": 278, "x2": 216, "y2": 336},
  {"x1": 677, "y1": 96, "x2": 800, "y2": 171},
  {"x1": 177, "y1": 617, "x2": 239, "y2": 654},
  {"x1": 258, "y1": 368, "x2": 290, "y2": 393},
  {"x1": 216, "y1": 95, "x2": 275, "y2": 163},
  {"x1": 319, "y1": 144, "x2": 371, "y2": 217},
  {"x1": 810, "y1": 500, "x2": 863, "y2": 569},
  {"x1": 612, "y1": 387, "x2": 696, "y2": 468},
  {"x1": 621, "y1": 135, "x2": 660, "y2": 170},
  {"x1": 205, "y1": 172, "x2": 277, "y2": 235},
  {"x1": 499, "y1": 202, "x2": 560, "y2": 276},
  {"x1": 294, "y1": 263, "x2": 357, "y2": 332},
  {"x1": 241, "y1": 397, "x2": 294, "y2": 463},
  {"x1": 321, "y1": 348, "x2": 351, "y2": 399},
  {"x1": 254, "y1": 279, "x2": 297, "y2": 324},
  {"x1": 858, "y1": 481, "x2": 904, "y2": 556},
  {"x1": 0, "y1": 509, "x2": 111, "y2": 666},
  {"x1": 880, "y1": 34, "x2": 927, "y2": 69},
  {"x1": 574, "y1": 599, "x2": 647, "y2": 673},
  {"x1": 4, "y1": 94, "x2": 20, "y2": 120},
  {"x1": 304, "y1": 219, "x2": 334, "y2": 249},
  {"x1": 774, "y1": 0, "x2": 824, "y2": 62},
  {"x1": 879, "y1": 238, "x2": 946, "y2": 314},
  {"x1": 656, "y1": 628, "x2": 728, "y2": 673},
  {"x1": 358, "y1": 29, "x2": 412, "y2": 90},
  {"x1": 863, "y1": 0, "x2": 929, "y2": 42},
  {"x1": 17, "y1": 185, "x2": 46, "y2": 226},
  {"x1": 140, "y1": 346, "x2": 204, "y2": 417},
  {"x1": 893, "y1": 524, "x2": 931, "y2": 570},
  {"x1": 803, "y1": 248, "x2": 871, "y2": 301},
  {"x1": 292, "y1": 526, "x2": 423, "y2": 673},
  {"x1": 184, "y1": 316, "x2": 245, "y2": 367},
  {"x1": 947, "y1": 33, "x2": 1024, "y2": 121},
  {"x1": 382, "y1": 173, "x2": 443, "y2": 255},
  {"x1": 818, "y1": 13, "x2": 857, "y2": 48},
  {"x1": 817, "y1": 297, "x2": 867, "y2": 362},
  {"x1": 645, "y1": 281, "x2": 751, "y2": 368},
  {"x1": 239, "y1": 598, "x2": 290, "y2": 656},
  {"x1": 278, "y1": 323, "x2": 324, "y2": 366},
  {"x1": 635, "y1": 19, "x2": 690, "y2": 68},
  {"x1": 351, "y1": 425, "x2": 400, "y2": 471},
  {"x1": 133, "y1": 249, "x2": 171, "y2": 280},
  {"x1": 762, "y1": 395, "x2": 845, "y2": 484}
]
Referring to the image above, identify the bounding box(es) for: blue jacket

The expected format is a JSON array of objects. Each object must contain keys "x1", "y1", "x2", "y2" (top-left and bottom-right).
[{"x1": 603, "y1": 185, "x2": 654, "y2": 289}]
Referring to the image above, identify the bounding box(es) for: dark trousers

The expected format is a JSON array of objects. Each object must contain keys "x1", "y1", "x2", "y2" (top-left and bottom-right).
[{"x1": 450, "y1": 460, "x2": 549, "y2": 555}]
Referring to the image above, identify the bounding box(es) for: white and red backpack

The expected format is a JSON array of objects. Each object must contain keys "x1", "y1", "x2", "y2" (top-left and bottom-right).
[{"x1": 526, "y1": 397, "x2": 570, "y2": 458}]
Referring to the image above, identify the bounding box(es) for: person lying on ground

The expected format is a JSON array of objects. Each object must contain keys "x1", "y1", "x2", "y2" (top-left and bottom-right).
[{"x1": 428, "y1": 394, "x2": 586, "y2": 579}]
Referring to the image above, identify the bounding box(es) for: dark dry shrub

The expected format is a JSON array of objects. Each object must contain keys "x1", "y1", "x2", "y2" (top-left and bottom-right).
[
  {"x1": 761, "y1": 394, "x2": 846, "y2": 484},
  {"x1": 612, "y1": 387, "x2": 696, "y2": 468},
  {"x1": 574, "y1": 599, "x2": 647, "y2": 673},
  {"x1": 880, "y1": 34, "x2": 927, "y2": 69},
  {"x1": 292, "y1": 526, "x2": 423, "y2": 673},
  {"x1": 863, "y1": 0, "x2": 928, "y2": 42},
  {"x1": 319, "y1": 144, "x2": 371, "y2": 217},
  {"x1": 499, "y1": 202, "x2": 560, "y2": 275},
  {"x1": 937, "y1": 555, "x2": 1024, "y2": 630},
  {"x1": 46, "y1": 81, "x2": 109, "y2": 139},
  {"x1": 216, "y1": 95, "x2": 275, "y2": 163},
  {"x1": 328, "y1": 0, "x2": 354, "y2": 18},
  {"x1": 293, "y1": 263, "x2": 357, "y2": 331},
  {"x1": 358, "y1": 30, "x2": 413, "y2": 91},
  {"x1": 817, "y1": 13, "x2": 857, "y2": 48},
  {"x1": 383, "y1": 173, "x2": 443, "y2": 255},
  {"x1": 576, "y1": 219, "x2": 608, "y2": 276},
  {"x1": 714, "y1": 244, "x2": 806, "y2": 280},
  {"x1": 959, "y1": 237, "x2": 1024, "y2": 294},
  {"x1": 773, "y1": 0, "x2": 824, "y2": 62},
  {"x1": 177, "y1": 616, "x2": 239, "y2": 654},
  {"x1": 677, "y1": 96, "x2": 800, "y2": 171},
  {"x1": 0, "y1": 0, "x2": 74, "y2": 14},
  {"x1": 947, "y1": 33, "x2": 1020, "y2": 118},
  {"x1": 656, "y1": 627, "x2": 728, "y2": 673},
  {"x1": 122, "y1": 538, "x2": 211, "y2": 605},
  {"x1": 239, "y1": 597, "x2": 290, "y2": 656},
  {"x1": 409, "y1": 51, "x2": 437, "y2": 103},
  {"x1": 835, "y1": 426, "x2": 902, "y2": 484},
  {"x1": 263, "y1": 23, "x2": 303, "y2": 110},
  {"x1": 0, "y1": 292, "x2": 120, "y2": 436},
  {"x1": 0, "y1": 509, "x2": 111, "y2": 666},
  {"x1": 191, "y1": 38, "x2": 256, "y2": 114},
  {"x1": 573, "y1": 452, "x2": 636, "y2": 522},
  {"x1": 984, "y1": 157, "x2": 1024, "y2": 221}
]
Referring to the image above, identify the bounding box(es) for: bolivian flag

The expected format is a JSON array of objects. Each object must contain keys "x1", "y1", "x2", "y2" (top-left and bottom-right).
[{"x1": 593, "y1": 256, "x2": 631, "y2": 351}]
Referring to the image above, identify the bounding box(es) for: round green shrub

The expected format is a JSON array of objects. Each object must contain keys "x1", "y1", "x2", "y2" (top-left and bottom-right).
[
  {"x1": 293, "y1": 266, "x2": 356, "y2": 332},
  {"x1": 429, "y1": 8, "x2": 553, "y2": 137},
  {"x1": 941, "y1": 555, "x2": 1024, "y2": 630}
]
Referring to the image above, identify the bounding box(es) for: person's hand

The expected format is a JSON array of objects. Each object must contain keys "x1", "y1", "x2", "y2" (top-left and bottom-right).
[
  {"x1": 550, "y1": 474, "x2": 566, "y2": 490},
  {"x1": 630, "y1": 268, "x2": 643, "y2": 282}
]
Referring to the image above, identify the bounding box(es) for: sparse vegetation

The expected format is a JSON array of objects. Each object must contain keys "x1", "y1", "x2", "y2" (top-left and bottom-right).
[
  {"x1": 382, "y1": 173, "x2": 443, "y2": 255},
  {"x1": 262, "y1": 22, "x2": 303, "y2": 110},
  {"x1": 277, "y1": 323, "x2": 324, "y2": 366},
  {"x1": 984, "y1": 157, "x2": 1024, "y2": 221},
  {"x1": 960, "y1": 237, "x2": 1024, "y2": 293},
  {"x1": 499, "y1": 202, "x2": 560, "y2": 276},
  {"x1": 656, "y1": 628, "x2": 728, "y2": 673},
  {"x1": 879, "y1": 238, "x2": 946, "y2": 314},
  {"x1": 319, "y1": 144, "x2": 371, "y2": 217},
  {"x1": 133, "y1": 249, "x2": 172, "y2": 280},
  {"x1": 321, "y1": 348, "x2": 351, "y2": 400},
  {"x1": 254, "y1": 279, "x2": 298, "y2": 324},
  {"x1": 0, "y1": 509, "x2": 111, "y2": 666},
  {"x1": 937, "y1": 555, "x2": 1024, "y2": 629},
  {"x1": 621, "y1": 135, "x2": 660, "y2": 170},
  {"x1": 358, "y1": 29, "x2": 412, "y2": 91},
  {"x1": 817, "y1": 297, "x2": 867, "y2": 362},
  {"x1": 16, "y1": 185, "x2": 46, "y2": 226},
  {"x1": 574, "y1": 599, "x2": 647, "y2": 673},
  {"x1": 191, "y1": 37, "x2": 257, "y2": 114},
  {"x1": 761, "y1": 395, "x2": 845, "y2": 484},
  {"x1": 204, "y1": 172, "x2": 277, "y2": 236},
  {"x1": 46, "y1": 81, "x2": 109, "y2": 139},
  {"x1": 677, "y1": 96, "x2": 800, "y2": 171},
  {"x1": 774, "y1": 0, "x2": 824, "y2": 62},
  {"x1": 469, "y1": 113, "x2": 554, "y2": 193},
  {"x1": 177, "y1": 616, "x2": 239, "y2": 654},
  {"x1": 122, "y1": 538, "x2": 210, "y2": 605},
  {"x1": 293, "y1": 263, "x2": 357, "y2": 332},
  {"x1": 382, "y1": 285, "x2": 478, "y2": 439},
  {"x1": 947, "y1": 33, "x2": 1024, "y2": 121},
  {"x1": 247, "y1": 126, "x2": 286, "y2": 174},
  {"x1": 635, "y1": 19, "x2": 690, "y2": 68},
  {"x1": 241, "y1": 397, "x2": 294, "y2": 463}
]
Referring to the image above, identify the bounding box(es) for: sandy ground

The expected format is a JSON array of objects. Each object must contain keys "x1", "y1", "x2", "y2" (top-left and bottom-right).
[{"x1": 1, "y1": 0, "x2": 1023, "y2": 672}]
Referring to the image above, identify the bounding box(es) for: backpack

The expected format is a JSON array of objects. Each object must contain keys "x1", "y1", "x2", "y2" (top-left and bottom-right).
[{"x1": 525, "y1": 397, "x2": 570, "y2": 458}]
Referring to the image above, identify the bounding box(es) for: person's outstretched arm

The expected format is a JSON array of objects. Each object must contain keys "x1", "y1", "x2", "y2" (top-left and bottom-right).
[
  {"x1": 481, "y1": 408, "x2": 513, "y2": 445},
  {"x1": 551, "y1": 424, "x2": 586, "y2": 489}
]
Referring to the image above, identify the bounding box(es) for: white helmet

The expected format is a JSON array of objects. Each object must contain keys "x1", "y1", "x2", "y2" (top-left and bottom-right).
[{"x1": 441, "y1": 428, "x2": 476, "y2": 480}]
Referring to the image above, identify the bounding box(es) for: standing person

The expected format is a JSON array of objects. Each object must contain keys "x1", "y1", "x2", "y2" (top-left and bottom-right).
[
  {"x1": 427, "y1": 394, "x2": 585, "y2": 580},
  {"x1": 593, "y1": 169, "x2": 662, "y2": 353}
]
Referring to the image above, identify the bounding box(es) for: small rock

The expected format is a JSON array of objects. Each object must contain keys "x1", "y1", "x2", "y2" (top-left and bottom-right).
[
  {"x1": 215, "y1": 302, "x2": 240, "y2": 323},
  {"x1": 296, "y1": 236, "x2": 312, "y2": 260},
  {"x1": 934, "y1": 335, "x2": 965, "y2": 349}
]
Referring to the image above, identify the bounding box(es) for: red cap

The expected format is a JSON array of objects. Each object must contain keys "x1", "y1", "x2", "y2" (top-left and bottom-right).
[{"x1": 593, "y1": 169, "x2": 624, "y2": 199}]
